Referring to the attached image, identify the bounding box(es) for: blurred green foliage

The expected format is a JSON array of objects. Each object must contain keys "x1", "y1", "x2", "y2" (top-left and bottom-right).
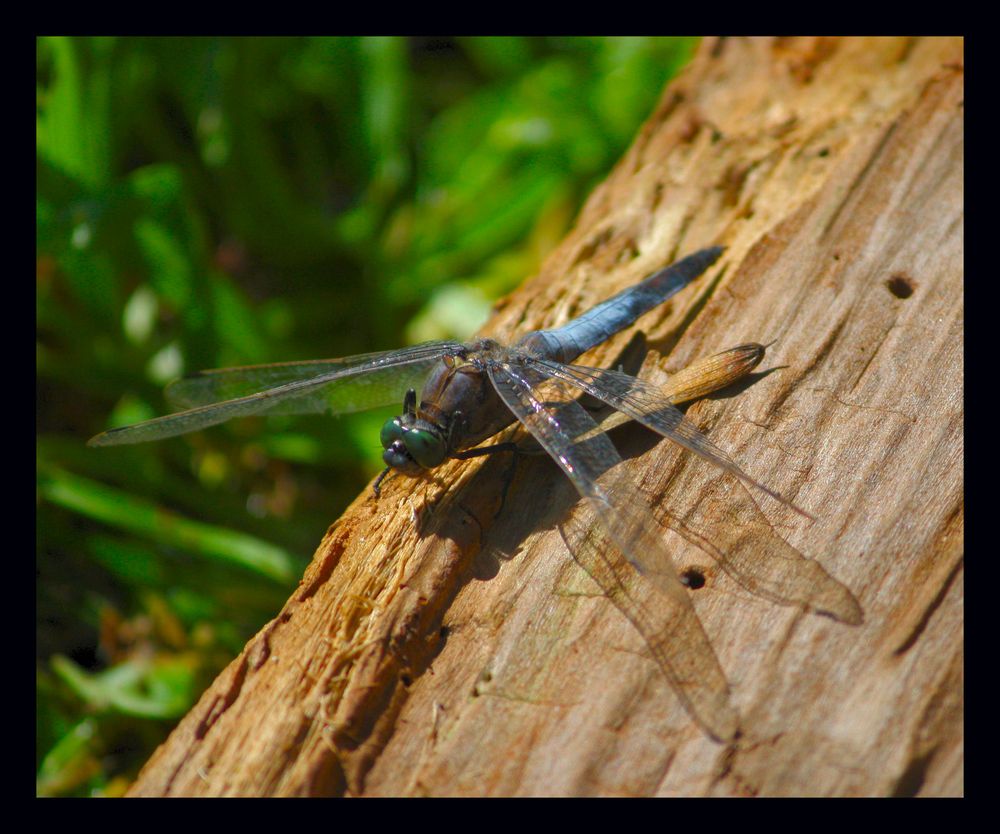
[{"x1": 36, "y1": 36, "x2": 698, "y2": 795}]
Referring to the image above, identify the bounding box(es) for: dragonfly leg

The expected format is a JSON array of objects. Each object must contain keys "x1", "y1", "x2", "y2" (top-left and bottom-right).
[{"x1": 372, "y1": 466, "x2": 393, "y2": 498}]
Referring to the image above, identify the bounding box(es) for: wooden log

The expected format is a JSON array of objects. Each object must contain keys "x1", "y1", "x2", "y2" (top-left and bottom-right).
[{"x1": 128, "y1": 36, "x2": 964, "y2": 797}]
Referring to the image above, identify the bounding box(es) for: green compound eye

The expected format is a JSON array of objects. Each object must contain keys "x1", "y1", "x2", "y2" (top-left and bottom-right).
[
  {"x1": 380, "y1": 417, "x2": 404, "y2": 449},
  {"x1": 403, "y1": 428, "x2": 446, "y2": 468}
]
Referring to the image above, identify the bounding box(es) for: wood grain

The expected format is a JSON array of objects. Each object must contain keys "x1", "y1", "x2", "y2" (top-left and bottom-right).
[{"x1": 128, "y1": 36, "x2": 964, "y2": 797}]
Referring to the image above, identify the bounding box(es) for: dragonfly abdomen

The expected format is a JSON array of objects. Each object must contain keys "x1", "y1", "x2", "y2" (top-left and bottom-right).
[{"x1": 515, "y1": 246, "x2": 724, "y2": 364}]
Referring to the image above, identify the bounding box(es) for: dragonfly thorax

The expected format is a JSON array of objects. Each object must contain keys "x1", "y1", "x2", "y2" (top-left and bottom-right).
[{"x1": 378, "y1": 343, "x2": 516, "y2": 476}]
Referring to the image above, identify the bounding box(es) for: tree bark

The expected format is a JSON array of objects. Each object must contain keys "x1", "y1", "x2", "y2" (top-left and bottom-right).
[{"x1": 128, "y1": 36, "x2": 964, "y2": 797}]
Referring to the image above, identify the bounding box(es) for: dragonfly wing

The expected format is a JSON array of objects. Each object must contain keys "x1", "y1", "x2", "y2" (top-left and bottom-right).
[
  {"x1": 486, "y1": 360, "x2": 738, "y2": 741},
  {"x1": 89, "y1": 341, "x2": 461, "y2": 447},
  {"x1": 558, "y1": 502, "x2": 738, "y2": 742},
  {"x1": 529, "y1": 360, "x2": 780, "y2": 499},
  {"x1": 165, "y1": 346, "x2": 456, "y2": 415},
  {"x1": 532, "y1": 360, "x2": 862, "y2": 624}
]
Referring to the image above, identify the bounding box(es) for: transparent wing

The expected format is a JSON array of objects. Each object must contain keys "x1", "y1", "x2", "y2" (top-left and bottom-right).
[
  {"x1": 165, "y1": 346, "x2": 463, "y2": 415},
  {"x1": 89, "y1": 341, "x2": 461, "y2": 447},
  {"x1": 486, "y1": 360, "x2": 739, "y2": 741},
  {"x1": 557, "y1": 504, "x2": 738, "y2": 741},
  {"x1": 526, "y1": 359, "x2": 862, "y2": 624},
  {"x1": 528, "y1": 359, "x2": 796, "y2": 507}
]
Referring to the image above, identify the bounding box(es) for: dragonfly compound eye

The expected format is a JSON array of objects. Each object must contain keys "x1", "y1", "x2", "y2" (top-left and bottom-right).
[
  {"x1": 403, "y1": 428, "x2": 447, "y2": 469},
  {"x1": 380, "y1": 416, "x2": 405, "y2": 450}
]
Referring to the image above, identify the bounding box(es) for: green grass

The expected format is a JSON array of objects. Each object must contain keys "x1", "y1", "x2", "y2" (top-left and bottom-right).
[{"x1": 36, "y1": 35, "x2": 699, "y2": 795}]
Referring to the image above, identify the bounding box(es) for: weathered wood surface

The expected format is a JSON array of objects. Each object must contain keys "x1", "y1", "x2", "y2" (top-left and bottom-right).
[{"x1": 128, "y1": 36, "x2": 964, "y2": 797}]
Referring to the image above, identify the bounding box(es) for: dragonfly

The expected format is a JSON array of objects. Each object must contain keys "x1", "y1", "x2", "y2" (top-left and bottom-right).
[{"x1": 90, "y1": 246, "x2": 861, "y2": 741}]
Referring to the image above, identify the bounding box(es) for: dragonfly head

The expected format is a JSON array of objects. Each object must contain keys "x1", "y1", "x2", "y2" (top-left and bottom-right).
[{"x1": 379, "y1": 414, "x2": 448, "y2": 473}]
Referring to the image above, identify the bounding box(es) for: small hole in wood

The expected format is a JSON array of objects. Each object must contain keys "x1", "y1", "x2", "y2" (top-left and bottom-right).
[
  {"x1": 886, "y1": 274, "x2": 915, "y2": 299},
  {"x1": 680, "y1": 567, "x2": 706, "y2": 590}
]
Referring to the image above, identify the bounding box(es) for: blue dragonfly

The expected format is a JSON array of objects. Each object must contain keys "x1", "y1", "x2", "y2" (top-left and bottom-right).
[{"x1": 90, "y1": 247, "x2": 861, "y2": 740}]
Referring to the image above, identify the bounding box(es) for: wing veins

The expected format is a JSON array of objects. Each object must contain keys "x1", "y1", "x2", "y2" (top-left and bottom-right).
[
  {"x1": 89, "y1": 341, "x2": 459, "y2": 446},
  {"x1": 529, "y1": 359, "x2": 810, "y2": 517}
]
